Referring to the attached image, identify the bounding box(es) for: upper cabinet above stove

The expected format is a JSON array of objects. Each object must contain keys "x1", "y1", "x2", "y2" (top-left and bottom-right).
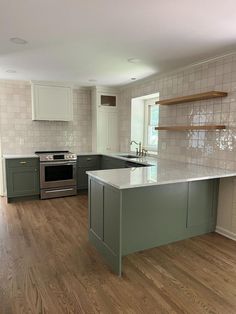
[{"x1": 31, "y1": 82, "x2": 73, "y2": 121}]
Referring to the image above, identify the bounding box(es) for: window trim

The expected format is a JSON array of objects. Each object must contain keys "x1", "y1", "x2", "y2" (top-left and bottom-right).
[{"x1": 144, "y1": 101, "x2": 159, "y2": 152}]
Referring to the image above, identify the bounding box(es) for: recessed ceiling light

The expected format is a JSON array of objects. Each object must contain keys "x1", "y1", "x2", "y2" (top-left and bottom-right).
[
  {"x1": 10, "y1": 37, "x2": 28, "y2": 45},
  {"x1": 131, "y1": 77, "x2": 136, "y2": 81},
  {"x1": 128, "y1": 58, "x2": 141, "y2": 64},
  {"x1": 6, "y1": 69, "x2": 17, "y2": 73},
  {"x1": 88, "y1": 79, "x2": 97, "y2": 82}
]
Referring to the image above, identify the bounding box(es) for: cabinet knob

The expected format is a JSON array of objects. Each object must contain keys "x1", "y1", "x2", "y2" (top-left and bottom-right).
[
  {"x1": 35, "y1": 169, "x2": 38, "y2": 172},
  {"x1": 87, "y1": 158, "x2": 92, "y2": 161}
]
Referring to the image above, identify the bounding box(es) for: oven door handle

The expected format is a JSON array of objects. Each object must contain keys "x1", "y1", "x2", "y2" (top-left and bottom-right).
[{"x1": 40, "y1": 161, "x2": 76, "y2": 166}]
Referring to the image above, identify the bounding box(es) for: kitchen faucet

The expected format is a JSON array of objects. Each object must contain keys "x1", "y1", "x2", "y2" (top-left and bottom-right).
[{"x1": 130, "y1": 140, "x2": 147, "y2": 156}]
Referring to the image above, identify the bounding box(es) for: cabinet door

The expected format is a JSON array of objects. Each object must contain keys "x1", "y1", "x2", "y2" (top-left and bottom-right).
[
  {"x1": 103, "y1": 186, "x2": 120, "y2": 254},
  {"x1": 77, "y1": 155, "x2": 101, "y2": 190},
  {"x1": 97, "y1": 111, "x2": 109, "y2": 152},
  {"x1": 187, "y1": 180, "x2": 214, "y2": 228},
  {"x1": 90, "y1": 180, "x2": 104, "y2": 239},
  {"x1": 77, "y1": 166, "x2": 96, "y2": 189},
  {"x1": 32, "y1": 84, "x2": 73, "y2": 121},
  {"x1": 97, "y1": 109, "x2": 118, "y2": 153},
  {"x1": 7, "y1": 166, "x2": 40, "y2": 197},
  {"x1": 108, "y1": 111, "x2": 119, "y2": 152}
]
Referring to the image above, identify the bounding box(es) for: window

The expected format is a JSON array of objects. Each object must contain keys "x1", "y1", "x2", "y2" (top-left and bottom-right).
[
  {"x1": 131, "y1": 93, "x2": 159, "y2": 154},
  {"x1": 144, "y1": 99, "x2": 159, "y2": 152}
]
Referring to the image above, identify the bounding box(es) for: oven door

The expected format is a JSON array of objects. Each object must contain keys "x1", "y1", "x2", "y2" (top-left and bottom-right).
[{"x1": 40, "y1": 161, "x2": 76, "y2": 189}]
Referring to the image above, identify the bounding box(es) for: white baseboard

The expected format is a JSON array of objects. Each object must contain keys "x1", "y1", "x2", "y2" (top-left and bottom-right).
[{"x1": 215, "y1": 226, "x2": 236, "y2": 241}]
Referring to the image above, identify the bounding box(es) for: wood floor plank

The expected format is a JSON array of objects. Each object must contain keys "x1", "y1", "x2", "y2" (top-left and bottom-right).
[{"x1": 0, "y1": 195, "x2": 236, "y2": 314}]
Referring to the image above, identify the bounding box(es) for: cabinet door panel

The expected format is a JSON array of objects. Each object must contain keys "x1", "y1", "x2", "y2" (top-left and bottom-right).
[
  {"x1": 108, "y1": 112, "x2": 118, "y2": 152},
  {"x1": 32, "y1": 84, "x2": 72, "y2": 121},
  {"x1": 97, "y1": 111, "x2": 109, "y2": 152},
  {"x1": 104, "y1": 186, "x2": 120, "y2": 254},
  {"x1": 187, "y1": 180, "x2": 213, "y2": 227},
  {"x1": 97, "y1": 109, "x2": 118, "y2": 153},
  {"x1": 7, "y1": 167, "x2": 39, "y2": 197},
  {"x1": 77, "y1": 166, "x2": 97, "y2": 189},
  {"x1": 90, "y1": 180, "x2": 104, "y2": 239}
]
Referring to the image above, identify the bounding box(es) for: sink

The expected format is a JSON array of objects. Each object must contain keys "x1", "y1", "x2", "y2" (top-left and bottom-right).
[{"x1": 119, "y1": 154, "x2": 140, "y2": 159}]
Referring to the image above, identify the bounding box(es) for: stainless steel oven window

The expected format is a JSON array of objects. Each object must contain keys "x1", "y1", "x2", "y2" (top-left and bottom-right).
[
  {"x1": 45, "y1": 164, "x2": 73, "y2": 181},
  {"x1": 40, "y1": 161, "x2": 76, "y2": 189}
]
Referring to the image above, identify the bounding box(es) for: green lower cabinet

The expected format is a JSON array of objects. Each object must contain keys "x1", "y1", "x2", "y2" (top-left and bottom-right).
[
  {"x1": 77, "y1": 155, "x2": 100, "y2": 190},
  {"x1": 78, "y1": 155, "x2": 128, "y2": 190},
  {"x1": 77, "y1": 166, "x2": 96, "y2": 189},
  {"x1": 101, "y1": 156, "x2": 126, "y2": 170},
  {"x1": 88, "y1": 177, "x2": 219, "y2": 276},
  {"x1": 6, "y1": 158, "x2": 40, "y2": 201}
]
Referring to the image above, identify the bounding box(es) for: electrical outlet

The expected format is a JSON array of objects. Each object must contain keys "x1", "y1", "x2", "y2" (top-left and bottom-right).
[{"x1": 161, "y1": 143, "x2": 166, "y2": 150}]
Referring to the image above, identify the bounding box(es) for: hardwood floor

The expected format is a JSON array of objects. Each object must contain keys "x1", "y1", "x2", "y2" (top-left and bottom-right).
[{"x1": 0, "y1": 195, "x2": 236, "y2": 314}]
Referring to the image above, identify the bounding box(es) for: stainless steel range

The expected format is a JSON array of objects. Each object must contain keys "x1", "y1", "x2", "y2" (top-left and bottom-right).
[{"x1": 35, "y1": 150, "x2": 77, "y2": 199}]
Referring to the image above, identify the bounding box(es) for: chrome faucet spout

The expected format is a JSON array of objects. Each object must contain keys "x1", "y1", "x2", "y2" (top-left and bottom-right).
[
  {"x1": 130, "y1": 140, "x2": 143, "y2": 156},
  {"x1": 130, "y1": 140, "x2": 139, "y2": 146}
]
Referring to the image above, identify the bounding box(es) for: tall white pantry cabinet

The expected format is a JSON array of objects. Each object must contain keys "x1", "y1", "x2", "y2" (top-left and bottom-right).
[{"x1": 91, "y1": 87, "x2": 119, "y2": 153}]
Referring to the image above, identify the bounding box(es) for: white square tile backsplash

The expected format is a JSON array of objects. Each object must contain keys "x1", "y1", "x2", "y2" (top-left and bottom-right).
[
  {"x1": 119, "y1": 53, "x2": 236, "y2": 171},
  {"x1": 0, "y1": 80, "x2": 91, "y2": 154}
]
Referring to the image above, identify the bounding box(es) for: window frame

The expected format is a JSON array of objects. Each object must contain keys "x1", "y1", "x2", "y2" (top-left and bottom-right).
[{"x1": 144, "y1": 100, "x2": 159, "y2": 152}]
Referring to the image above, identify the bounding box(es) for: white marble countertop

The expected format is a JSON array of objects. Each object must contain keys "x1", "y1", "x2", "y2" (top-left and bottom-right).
[
  {"x1": 3, "y1": 154, "x2": 39, "y2": 159},
  {"x1": 4, "y1": 153, "x2": 236, "y2": 190},
  {"x1": 2, "y1": 152, "x2": 155, "y2": 164},
  {"x1": 87, "y1": 157, "x2": 236, "y2": 189},
  {"x1": 3, "y1": 152, "x2": 99, "y2": 159}
]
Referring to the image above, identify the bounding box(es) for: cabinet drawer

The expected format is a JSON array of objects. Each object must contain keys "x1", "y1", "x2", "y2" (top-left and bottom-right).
[
  {"x1": 6, "y1": 158, "x2": 39, "y2": 168},
  {"x1": 77, "y1": 155, "x2": 100, "y2": 168}
]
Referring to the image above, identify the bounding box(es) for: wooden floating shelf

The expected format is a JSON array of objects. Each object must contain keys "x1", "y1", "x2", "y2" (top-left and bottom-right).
[
  {"x1": 156, "y1": 91, "x2": 228, "y2": 106},
  {"x1": 155, "y1": 125, "x2": 226, "y2": 131}
]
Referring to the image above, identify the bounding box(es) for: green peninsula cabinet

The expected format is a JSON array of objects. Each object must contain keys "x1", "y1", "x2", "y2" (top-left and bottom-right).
[
  {"x1": 5, "y1": 158, "x2": 40, "y2": 202},
  {"x1": 88, "y1": 177, "x2": 219, "y2": 276}
]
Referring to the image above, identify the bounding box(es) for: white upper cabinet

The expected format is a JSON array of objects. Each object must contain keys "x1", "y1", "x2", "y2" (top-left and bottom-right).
[
  {"x1": 92, "y1": 87, "x2": 119, "y2": 153},
  {"x1": 31, "y1": 82, "x2": 73, "y2": 121}
]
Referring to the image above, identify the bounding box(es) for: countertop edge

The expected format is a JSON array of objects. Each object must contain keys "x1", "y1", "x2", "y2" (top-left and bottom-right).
[{"x1": 87, "y1": 171, "x2": 236, "y2": 189}]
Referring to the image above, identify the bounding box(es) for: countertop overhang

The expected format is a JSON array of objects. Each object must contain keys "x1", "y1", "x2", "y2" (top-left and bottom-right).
[{"x1": 86, "y1": 156, "x2": 236, "y2": 189}]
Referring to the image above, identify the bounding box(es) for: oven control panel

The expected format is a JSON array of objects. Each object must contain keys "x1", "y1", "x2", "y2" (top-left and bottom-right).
[
  {"x1": 38, "y1": 152, "x2": 77, "y2": 162},
  {"x1": 46, "y1": 155, "x2": 53, "y2": 161},
  {"x1": 65, "y1": 154, "x2": 77, "y2": 160}
]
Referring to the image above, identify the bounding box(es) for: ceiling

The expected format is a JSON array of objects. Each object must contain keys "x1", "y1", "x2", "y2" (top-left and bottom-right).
[{"x1": 1, "y1": 0, "x2": 236, "y2": 86}]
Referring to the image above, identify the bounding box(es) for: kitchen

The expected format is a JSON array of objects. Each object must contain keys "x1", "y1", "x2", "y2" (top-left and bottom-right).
[{"x1": 1, "y1": 1, "x2": 236, "y2": 313}]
